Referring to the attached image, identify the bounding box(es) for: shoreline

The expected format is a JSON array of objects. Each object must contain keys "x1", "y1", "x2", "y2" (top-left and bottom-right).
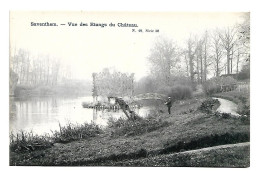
[{"x1": 10, "y1": 96, "x2": 250, "y2": 166}]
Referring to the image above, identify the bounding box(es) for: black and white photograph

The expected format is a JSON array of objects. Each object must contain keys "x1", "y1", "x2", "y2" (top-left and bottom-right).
[{"x1": 9, "y1": 11, "x2": 250, "y2": 167}]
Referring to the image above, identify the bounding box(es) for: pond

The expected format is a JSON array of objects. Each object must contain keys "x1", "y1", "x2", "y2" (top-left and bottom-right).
[{"x1": 9, "y1": 96, "x2": 151, "y2": 135}]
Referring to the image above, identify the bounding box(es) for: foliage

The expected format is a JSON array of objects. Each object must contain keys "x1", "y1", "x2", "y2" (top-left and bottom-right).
[
  {"x1": 52, "y1": 123, "x2": 103, "y2": 143},
  {"x1": 147, "y1": 36, "x2": 179, "y2": 86},
  {"x1": 203, "y1": 76, "x2": 237, "y2": 95},
  {"x1": 93, "y1": 68, "x2": 134, "y2": 97},
  {"x1": 134, "y1": 76, "x2": 158, "y2": 94},
  {"x1": 157, "y1": 85, "x2": 192, "y2": 101},
  {"x1": 10, "y1": 122, "x2": 103, "y2": 153},
  {"x1": 10, "y1": 96, "x2": 250, "y2": 166},
  {"x1": 198, "y1": 98, "x2": 220, "y2": 114},
  {"x1": 10, "y1": 48, "x2": 64, "y2": 87},
  {"x1": 134, "y1": 75, "x2": 192, "y2": 96},
  {"x1": 9, "y1": 131, "x2": 53, "y2": 153},
  {"x1": 239, "y1": 115, "x2": 250, "y2": 125},
  {"x1": 237, "y1": 13, "x2": 250, "y2": 54},
  {"x1": 237, "y1": 63, "x2": 250, "y2": 80},
  {"x1": 107, "y1": 114, "x2": 169, "y2": 137}
]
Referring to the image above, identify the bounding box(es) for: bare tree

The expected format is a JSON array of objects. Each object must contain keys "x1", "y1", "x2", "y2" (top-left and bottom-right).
[
  {"x1": 237, "y1": 13, "x2": 250, "y2": 63},
  {"x1": 147, "y1": 36, "x2": 179, "y2": 86},
  {"x1": 219, "y1": 27, "x2": 237, "y2": 74},
  {"x1": 186, "y1": 35, "x2": 198, "y2": 89},
  {"x1": 237, "y1": 13, "x2": 250, "y2": 51},
  {"x1": 211, "y1": 30, "x2": 223, "y2": 77},
  {"x1": 183, "y1": 54, "x2": 190, "y2": 77},
  {"x1": 193, "y1": 38, "x2": 204, "y2": 84},
  {"x1": 202, "y1": 31, "x2": 211, "y2": 81}
]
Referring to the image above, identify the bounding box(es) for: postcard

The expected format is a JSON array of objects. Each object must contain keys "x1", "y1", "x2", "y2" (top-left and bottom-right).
[{"x1": 9, "y1": 11, "x2": 250, "y2": 167}]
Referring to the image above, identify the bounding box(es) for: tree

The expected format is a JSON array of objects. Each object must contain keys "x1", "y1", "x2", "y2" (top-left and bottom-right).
[
  {"x1": 134, "y1": 76, "x2": 157, "y2": 94},
  {"x1": 183, "y1": 54, "x2": 190, "y2": 77},
  {"x1": 219, "y1": 27, "x2": 237, "y2": 74},
  {"x1": 211, "y1": 30, "x2": 224, "y2": 77},
  {"x1": 186, "y1": 35, "x2": 198, "y2": 89},
  {"x1": 147, "y1": 36, "x2": 179, "y2": 86},
  {"x1": 236, "y1": 13, "x2": 250, "y2": 70},
  {"x1": 194, "y1": 38, "x2": 204, "y2": 84},
  {"x1": 202, "y1": 30, "x2": 211, "y2": 81},
  {"x1": 237, "y1": 13, "x2": 250, "y2": 53}
]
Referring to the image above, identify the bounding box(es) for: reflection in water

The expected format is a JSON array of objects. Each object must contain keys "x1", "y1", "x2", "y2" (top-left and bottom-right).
[{"x1": 9, "y1": 96, "x2": 150, "y2": 135}]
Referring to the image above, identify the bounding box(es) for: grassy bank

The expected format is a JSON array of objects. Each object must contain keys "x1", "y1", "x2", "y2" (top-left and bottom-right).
[
  {"x1": 112, "y1": 142, "x2": 250, "y2": 167},
  {"x1": 10, "y1": 96, "x2": 250, "y2": 166},
  {"x1": 10, "y1": 123, "x2": 103, "y2": 153}
]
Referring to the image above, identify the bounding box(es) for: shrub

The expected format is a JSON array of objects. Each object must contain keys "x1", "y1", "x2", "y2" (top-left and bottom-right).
[
  {"x1": 237, "y1": 64, "x2": 250, "y2": 80},
  {"x1": 239, "y1": 115, "x2": 250, "y2": 125},
  {"x1": 157, "y1": 85, "x2": 192, "y2": 101},
  {"x1": 10, "y1": 131, "x2": 53, "y2": 152},
  {"x1": 203, "y1": 76, "x2": 237, "y2": 95},
  {"x1": 107, "y1": 114, "x2": 169, "y2": 137},
  {"x1": 198, "y1": 98, "x2": 220, "y2": 114},
  {"x1": 51, "y1": 123, "x2": 103, "y2": 143},
  {"x1": 237, "y1": 95, "x2": 250, "y2": 116},
  {"x1": 10, "y1": 122, "x2": 104, "y2": 153}
]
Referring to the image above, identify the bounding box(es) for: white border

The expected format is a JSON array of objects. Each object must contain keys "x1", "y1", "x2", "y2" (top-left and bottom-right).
[{"x1": 1, "y1": 0, "x2": 259, "y2": 172}]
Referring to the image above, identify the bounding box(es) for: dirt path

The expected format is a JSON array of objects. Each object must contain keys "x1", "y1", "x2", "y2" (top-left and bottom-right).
[{"x1": 213, "y1": 97, "x2": 240, "y2": 116}]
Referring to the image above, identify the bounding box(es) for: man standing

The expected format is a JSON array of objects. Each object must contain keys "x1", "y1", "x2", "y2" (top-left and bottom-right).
[{"x1": 165, "y1": 97, "x2": 172, "y2": 114}]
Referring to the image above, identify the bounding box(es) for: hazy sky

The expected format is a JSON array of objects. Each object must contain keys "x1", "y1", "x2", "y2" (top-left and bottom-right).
[{"x1": 10, "y1": 12, "x2": 245, "y2": 80}]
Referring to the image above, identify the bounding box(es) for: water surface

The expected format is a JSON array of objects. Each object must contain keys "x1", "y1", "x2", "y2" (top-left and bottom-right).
[
  {"x1": 9, "y1": 96, "x2": 150, "y2": 135},
  {"x1": 212, "y1": 97, "x2": 240, "y2": 116}
]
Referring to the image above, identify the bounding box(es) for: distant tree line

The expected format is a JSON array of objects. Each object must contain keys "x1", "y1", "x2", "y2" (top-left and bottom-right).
[
  {"x1": 135, "y1": 13, "x2": 250, "y2": 95},
  {"x1": 10, "y1": 49, "x2": 72, "y2": 87}
]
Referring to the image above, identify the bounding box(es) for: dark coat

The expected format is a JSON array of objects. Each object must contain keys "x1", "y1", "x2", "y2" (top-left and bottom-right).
[{"x1": 165, "y1": 99, "x2": 172, "y2": 107}]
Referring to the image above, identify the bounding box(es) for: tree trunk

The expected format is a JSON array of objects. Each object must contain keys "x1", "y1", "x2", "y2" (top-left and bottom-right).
[
  {"x1": 231, "y1": 48, "x2": 234, "y2": 74},
  {"x1": 196, "y1": 54, "x2": 200, "y2": 83},
  {"x1": 200, "y1": 53, "x2": 203, "y2": 83},
  {"x1": 237, "y1": 48, "x2": 240, "y2": 74},
  {"x1": 216, "y1": 57, "x2": 219, "y2": 77},
  {"x1": 189, "y1": 52, "x2": 195, "y2": 89},
  {"x1": 227, "y1": 49, "x2": 230, "y2": 74}
]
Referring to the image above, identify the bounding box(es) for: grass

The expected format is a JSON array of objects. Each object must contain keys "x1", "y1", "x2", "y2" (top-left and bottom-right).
[
  {"x1": 212, "y1": 90, "x2": 249, "y2": 105},
  {"x1": 107, "y1": 112, "x2": 170, "y2": 137},
  {"x1": 111, "y1": 142, "x2": 250, "y2": 167},
  {"x1": 52, "y1": 123, "x2": 103, "y2": 143},
  {"x1": 10, "y1": 122, "x2": 103, "y2": 153},
  {"x1": 9, "y1": 131, "x2": 53, "y2": 153},
  {"x1": 10, "y1": 96, "x2": 250, "y2": 166}
]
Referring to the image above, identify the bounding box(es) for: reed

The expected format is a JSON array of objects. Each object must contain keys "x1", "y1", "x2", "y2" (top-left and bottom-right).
[{"x1": 10, "y1": 122, "x2": 103, "y2": 152}]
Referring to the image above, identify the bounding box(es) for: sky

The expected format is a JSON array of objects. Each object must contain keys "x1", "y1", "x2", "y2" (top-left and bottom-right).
[{"x1": 10, "y1": 11, "x2": 245, "y2": 81}]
